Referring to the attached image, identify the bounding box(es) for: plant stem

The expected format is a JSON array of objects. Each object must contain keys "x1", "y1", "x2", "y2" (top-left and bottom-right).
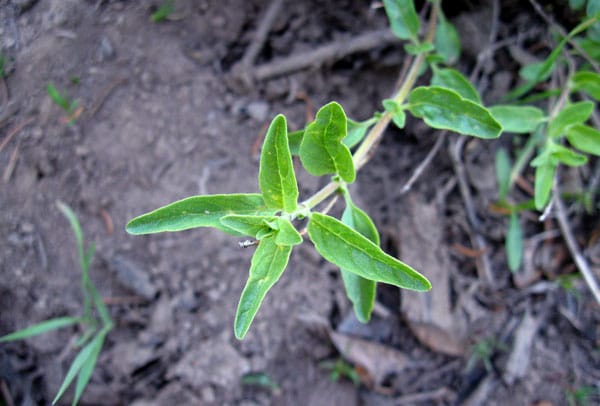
[{"x1": 300, "y1": 7, "x2": 439, "y2": 211}]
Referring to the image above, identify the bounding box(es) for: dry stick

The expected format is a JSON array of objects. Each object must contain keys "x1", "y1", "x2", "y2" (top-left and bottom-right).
[
  {"x1": 528, "y1": 0, "x2": 600, "y2": 73},
  {"x1": 240, "y1": 0, "x2": 284, "y2": 68},
  {"x1": 0, "y1": 379, "x2": 14, "y2": 406},
  {"x1": 252, "y1": 29, "x2": 400, "y2": 81},
  {"x1": 0, "y1": 76, "x2": 8, "y2": 108},
  {"x1": 3, "y1": 143, "x2": 19, "y2": 183},
  {"x1": 0, "y1": 116, "x2": 35, "y2": 153},
  {"x1": 89, "y1": 77, "x2": 128, "y2": 117},
  {"x1": 553, "y1": 186, "x2": 600, "y2": 304},
  {"x1": 394, "y1": 387, "x2": 456, "y2": 405}
]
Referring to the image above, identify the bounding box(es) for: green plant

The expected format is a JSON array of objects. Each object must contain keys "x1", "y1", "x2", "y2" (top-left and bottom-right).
[
  {"x1": 466, "y1": 337, "x2": 507, "y2": 373},
  {"x1": 47, "y1": 83, "x2": 80, "y2": 124},
  {"x1": 126, "y1": 0, "x2": 511, "y2": 339},
  {"x1": 0, "y1": 54, "x2": 6, "y2": 78},
  {"x1": 566, "y1": 384, "x2": 597, "y2": 406},
  {"x1": 150, "y1": 0, "x2": 174, "y2": 23},
  {"x1": 0, "y1": 202, "x2": 113, "y2": 405},
  {"x1": 319, "y1": 358, "x2": 360, "y2": 386},
  {"x1": 490, "y1": 4, "x2": 600, "y2": 279}
]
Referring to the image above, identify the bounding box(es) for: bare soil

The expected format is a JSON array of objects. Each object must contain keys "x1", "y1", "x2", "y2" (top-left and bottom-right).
[{"x1": 0, "y1": 0, "x2": 598, "y2": 405}]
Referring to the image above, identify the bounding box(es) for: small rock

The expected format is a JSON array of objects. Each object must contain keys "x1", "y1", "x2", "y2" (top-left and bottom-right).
[
  {"x1": 110, "y1": 256, "x2": 158, "y2": 300},
  {"x1": 96, "y1": 35, "x2": 115, "y2": 62},
  {"x1": 246, "y1": 101, "x2": 269, "y2": 122}
]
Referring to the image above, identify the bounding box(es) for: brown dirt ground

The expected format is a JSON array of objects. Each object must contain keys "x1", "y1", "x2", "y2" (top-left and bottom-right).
[{"x1": 0, "y1": 0, "x2": 599, "y2": 405}]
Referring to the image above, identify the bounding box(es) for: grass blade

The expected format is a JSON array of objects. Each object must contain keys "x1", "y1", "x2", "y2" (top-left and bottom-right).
[
  {"x1": 72, "y1": 332, "x2": 107, "y2": 405},
  {"x1": 0, "y1": 317, "x2": 80, "y2": 343}
]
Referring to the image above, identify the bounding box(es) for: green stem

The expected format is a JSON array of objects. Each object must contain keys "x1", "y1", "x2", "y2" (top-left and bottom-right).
[{"x1": 300, "y1": 6, "x2": 439, "y2": 211}]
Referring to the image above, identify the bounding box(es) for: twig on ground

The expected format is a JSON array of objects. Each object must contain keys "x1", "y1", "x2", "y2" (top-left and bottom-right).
[
  {"x1": 100, "y1": 208, "x2": 114, "y2": 235},
  {"x1": 393, "y1": 387, "x2": 456, "y2": 405},
  {"x1": 3, "y1": 143, "x2": 19, "y2": 183},
  {"x1": 450, "y1": 137, "x2": 495, "y2": 285},
  {"x1": 528, "y1": 0, "x2": 600, "y2": 73},
  {"x1": 0, "y1": 379, "x2": 14, "y2": 406},
  {"x1": 89, "y1": 77, "x2": 128, "y2": 117},
  {"x1": 240, "y1": 0, "x2": 284, "y2": 69},
  {"x1": 0, "y1": 116, "x2": 35, "y2": 153},
  {"x1": 553, "y1": 185, "x2": 600, "y2": 304},
  {"x1": 0, "y1": 76, "x2": 8, "y2": 108},
  {"x1": 251, "y1": 29, "x2": 399, "y2": 81},
  {"x1": 399, "y1": 134, "x2": 446, "y2": 194}
]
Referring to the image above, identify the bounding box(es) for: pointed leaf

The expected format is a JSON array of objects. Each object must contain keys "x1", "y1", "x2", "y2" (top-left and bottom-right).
[
  {"x1": 383, "y1": 0, "x2": 420, "y2": 41},
  {"x1": 495, "y1": 148, "x2": 511, "y2": 201},
  {"x1": 434, "y1": 14, "x2": 460, "y2": 64},
  {"x1": 275, "y1": 218, "x2": 302, "y2": 246},
  {"x1": 431, "y1": 67, "x2": 481, "y2": 103},
  {"x1": 382, "y1": 99, "x2": 406, "y2": 129},
  {"x1": 489, "y1": 105, "x2": 546, "y2": 134},
  {"x1": 57, "y1": 201, "x2": 85, "y2": 266},
  {"x1": 408, "y1": 86, "x2": 502, "y2": 139},
  {"x1": 549, "y1": 143, "x2": 588, "y2": 167},
  {"x1": 72, "y1": 332, "x2": 106, "y2": 405},
  {"x1": 126, "y1": 194, "x2": 275, "y2": 236},
  {"x1": 343, "y1": 119, "x2": 371, "y2": 148},
  {"x1": 52, "y1": 334, "x2": 103, "y2": 404},
  {"x1": 340, "y1": 198, "x2": 379, "y2": 323},
  {"x1": 548, "y1": 101, "x2": 594, "y2": 138},
  {"x1": 299, "y1": 102, "x2": 356, "y2": 183},
  {"x1": 235, "y1": 236, "x2": 292, "y2": 339},
  {"x1": 220, "y1": 214, "x2": 277, "y2": 238},
  {"x1": 308, "y1": 213, "x2": 430, "y2": 291},
  {"x1": 566, "y1": 124, "x2": 600, "y2": 156},
  {"x1": 0, "y1": 317, "x2": 80, "y2": 343},
  {"x1": 47, "y1": 83, "x2": 70, "y2": 111},
  {"x1": 506, "y1": 212, "x2": 523, "y2": 272},
  {"x1": 259, "y1": 115, "x2": 299, "y2": 213},
  {"x1": 571, "y1": 70, "x2": 600, "y2": 100},
  {"x1": 404, "y1": 41, "x2": 434, "y2": 55},
  {"x1": 534, "y1": 162, "x2": 556, "y2": 210}
]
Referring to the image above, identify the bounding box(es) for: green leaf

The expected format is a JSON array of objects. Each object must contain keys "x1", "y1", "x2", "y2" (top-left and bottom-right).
[
  {"x1": 47, "y1": 83, "x2": 70, "y2": 111},
  {"x1": 340, "y1": 197, "x2": 379, "y2": 323},
  {"x1": 299, "y1": 102, "x2": 356, "y2": 183},
  {"x1": 506, "y1": 212, "x2": 523, "y2": 272},
  {"x1": 235, "y1": 235, "x2": 292, "y2": 339},
  {"x1": 383, "y1": 0, "x2": 420, "y2": 41},
  {"x1": 288, "y1": 129, "x2": 303, "y2": 155},
  {"x1": 571, "y1": 70, "x2": 600, "y2": 100},
  {"x1": 534, "y1": 162, "x2": 556, "y2": 210},
  {"x1": 566, "y1": 124, "x2": 600, "y2": 156},
  {"x1": 126, "y1": 194, "x2": 275, "y2": 236},
  {"x1": 548, "y1": 101, "x2": 594, "y2": 138},
  {"x1": 0, "y1": 317, "x2": 80, "y2": 343},
  {"x1": 382, "y1": 99, "x2": 407, "y2": 129},
  {"x1": 404, "y1": 41, "x2": 434, "y2": 55},
  {"x1": 587, "y1": 2, "x2": 600, "y2": 42},
  {"x1": 52, "y1": 333, "x2": 104, "y2": 404},
  {"x1": 220, "y1": 214, "x2": 277, "y2": 238},
  {"x1": 489, "y1": 105, "x2": 546, "y2": 134},
  {"x1": 343, "y1": 119, "x2": 371, "y2": 149},
  {"x1": 431, "y1": 67, "x2": 481, "y2": 103},
  {"x1": 579, "y1": 37, "x2": 600, "y2": 62},
  {"x1": 307, "y1": 213, "x2": 430, "y2": 291},
  {"x1": 495, "y1": 148, "x2": 511, "y2": 201},
  {"x1": 434, "y1": 14, "x2": 460, "y2": 64},
  {"x1": 56, "y1": 201, "x2": 85, "y2": 268},
  {"x1": 407, "y1": 86, "x2": 502, "y2": 139},
  {"x1": 549, "y1": 143, "x2": 588, "y2": 167},
  {"x1": 259, "y1": 114, "x2": 299, "y2": 213},
  {"x1": 150, "y1": 0, "x2": 174, "y2": 22},
  {"x1": 72, "y1": 332, "x2": 106, "y2": 406},
  {"x1": 275, "y1": 217, "x2": 302, "y2": 246}
]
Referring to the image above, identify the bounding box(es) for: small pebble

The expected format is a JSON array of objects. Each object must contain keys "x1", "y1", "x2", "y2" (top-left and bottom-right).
[{"x1": 246, "y1": 101, "x2": 269, "y2": 122}]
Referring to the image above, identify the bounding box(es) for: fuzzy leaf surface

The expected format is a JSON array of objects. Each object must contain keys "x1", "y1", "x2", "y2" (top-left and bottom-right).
[
  {"x1": 259, "y1": 114, "x2": 298, "y2": 213},
  {"x1": 235, "y1": 236, "x2": 292, "y2": 339},
  {"x1": 220, "y1": 214, "x2": 277, "y2": 238},
  {"x1": 383, "y1": 0, "x2": 420, "y2": 41},
  {"x1": 126, "y1": 194, "x2": 274, "y2": 236},
  {"x1": 308, "y1": 213, "x2": 430, "y2": 291},
  {"x1": 548, "y1": 101, "x2": 594, "y2": 138},
  {"x1": 489, "y1": 105, "x2": 546, "y2": 134},
  {"x1": 408, "y1": 86, "x2": 502, "y2": 139},
  {"x1": 275, "y1": 217, "x2": 302, "y2": 246},
  {"x1": 571, "y1": 70, "x2": 600, "y2": 100},
  {"x1": 340, "y1": 199, "x2": 379, "y2": 323},
  {"x1": 431, "y1": 67, "x2": 481, "y2": 103},
  {"x1": 299, "y1": 102, "x2": 355, "y2": 182},
  {"x1": 506, "y1": 212, "x2": 523, "y2": 272},
  {"x1": 566, "y1": 124, "x2": 600, "y2": 156},
  {"x1": 434, "y1": 14, "x2": 460, "y2": 64}
]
